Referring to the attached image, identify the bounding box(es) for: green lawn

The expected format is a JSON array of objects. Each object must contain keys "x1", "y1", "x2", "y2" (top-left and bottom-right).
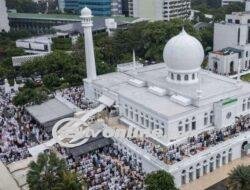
[{"x1": 241, "y1": 73, "x2": 250, "y2": 82}]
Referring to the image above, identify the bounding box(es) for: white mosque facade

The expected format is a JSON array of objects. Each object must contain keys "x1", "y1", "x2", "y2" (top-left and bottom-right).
[{"x1": 80, "y1": 7, "x2": 250, "y2": 188}]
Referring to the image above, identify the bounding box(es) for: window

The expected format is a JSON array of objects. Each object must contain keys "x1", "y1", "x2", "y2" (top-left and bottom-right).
[
  {"x1": 141, "y1": 116, "x2": 144, "y2": 125},
  {"x1": 177, "y1": 74, "x2": 181, "y2": 81},
  {"x1": 196, "y1": 164, "x2": 201, "y2": 179},
  {"x1": 185, "y1": 119, "x2": 189, "y2": 132},
  {"x1": 135, "y1": 114, "x2": 139, "y2": 122},
  {"x1": 192, "y1": 73, "x2": 195, "y2": 80},
  {"x1": 243, "y1": 99, "x2": 246, "y2": 111},
  {"x1": 228, "y1": 19, "x2": 232, "y2": 23},
  {"x1": 171, "y1": 73, "x2": 174, "y2": 80},
  {"x1": 248, "y1": 19, "x2": 250, "y2": 24},
  {"x1": 210, "y1": 111, "x2": 214, "y2": 124},
  {"x1": 209, "y1": 157, "x2": 214, "y2": 172},
  {"x1": 216, "y1": 154, "x2": 221, "y2": 168},
  {"x1": 238, "y1": 28, "x2": 241, "y2": 44},
  {"x1": 125, "y1": 105, "x2": 128, "y2": 117},
  {"x1": 192, "y1": 121, "x2": 196, "y2": 130},
  {"x1": 178, "y1": 121, "x2": 183, "y2": 132},
  {"x1": 184, "y1": 75, "x2": 189, "y2": 81},
  {"x1": 226, "y1": 112, "x2": 232, "y2": 119},
  {"x1": 130, "y1": 110, "x2": 133, "y2": 119},
  {"x1": 204, "y1": 113, "x2": 208, "y2": 125},
  {"x1": 181, "y1": 170, "x2": 186, "y2": 185},
  {"x1": 189, "y1": 167, "x2": 193, "y2": 182},
  {"x1": 246, "y1": 51, "x2": 249, "y2": 57},
  {"x1": 235, "y1": 19, "x2": 240, "y2": 24},
  {"x1": 248, "y1": 98, "x2": 250, "y2": 109},
  {"x1": 203, "y1": 161, "x2": 208, "y2": 175},
  {"x1": 228, "y1": 149, "x2": 232, "y2": 162}
]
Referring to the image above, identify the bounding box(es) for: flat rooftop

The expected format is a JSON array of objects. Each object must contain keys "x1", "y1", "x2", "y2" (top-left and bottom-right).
[
  {"x1": 8, "y1": 12, "x2": 137, "y2": 23},
  {"x1": 212, "y1": 47, "x2": 243, "y2": 56},
  {"x1": 92, "y1": 63, "x2": 250, "y2": 118},
  {"x1": 26, "y1": 98, "x2": 75, "y2": 125}
]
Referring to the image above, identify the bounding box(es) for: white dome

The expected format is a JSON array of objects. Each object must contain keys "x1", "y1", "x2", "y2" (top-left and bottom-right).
[
  {"x1": 81, "y1": 7, "x2": 92, "y2": 17},
  {"x1": 163, "y1": 29, "x2": 204, "y2": 72}
]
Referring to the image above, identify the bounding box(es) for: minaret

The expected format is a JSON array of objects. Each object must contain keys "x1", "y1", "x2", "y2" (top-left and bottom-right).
[
  {"x1": 80, "y1": 7, "x2": 97, "y2": 81},
  {"x1": 0, "y1": 0, "x2": 10, "y2": 32}
]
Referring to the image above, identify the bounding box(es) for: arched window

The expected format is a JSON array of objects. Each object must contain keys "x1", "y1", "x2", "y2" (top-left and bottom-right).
[
  {"x1": 189, "y1": 167, "x2": 194, "y2": 182},
  {"x1": 192, "y1": 73, "x2": 195, "y2": 80},
  {"x1": 204, "y1": 113, "x2": 208, "y2": 125},
  {"x1": 181, "y1": 170, "x2": 186, "y2": 185},
  {"x1": 185, "y1": 119, "x2": 189, "y2": 132},
  {"x1": 216, "y1": 154, "x2": 221, "y2": 168},
  {"x1": 228, "y1": 148, "x2": 232, "y2": 162},
  {"x1": 125, "y1": 104, "x2": 128, "y2": 117},
  {"x1": 203, "y1": 160, "x2": 208, "y2": 175},
  {"x1": 230, "y1": 61, "x2": 234, "y2": 74},
  {"x1": 242, "y1": 99, "x2": 246, "y2": 111},
  {"x1": 196, "y1": 163, "x2": 201, "y2": 179},
  {"x1": 171, "y1": 73, "x2": 174, "y2": 80},
  {"x1": 209, "y1": 157, "x2": 214, "y2": 172},
  {"x1": 178, "y1": 121, "x2": 183, "y2": 132},
  {"x1": 214, "y1": 61, "x2": 218, "y2": 72},
  {"x1": 192, "y1": 117, "x2": 196, "y2": 130},
  {"x1": 177, "y1": 74, "x2": 181, "y2": 81},
  {"x1": 210, "y1": 111, "x2": 214, "y2": 124},
  {"x1": 184, "y1": 75, "x2": 189, "y2": 81}
]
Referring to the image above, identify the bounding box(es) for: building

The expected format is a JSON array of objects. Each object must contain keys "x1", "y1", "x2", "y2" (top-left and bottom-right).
[
  {"x1": 8, "y1": 12, "x2": 136, "y2": 34},
  {"x1": 58, "y1": 0, "x2": 122, "y2": 16},
  {"x1": 52, "y1": 16, "x2": 136, "y2": 36},
  {"x1": 222, "y1": 0, "x2": 245, "y2": 6},
  {"x1": 58, "y1": 7, "x2": 250, "y2": 188},
  {"x1": 210, "y1": 0, "x2": 250, "y2": 74},
  {"x1": 16, "y1": 35, "x2": 52, "y2": 54},
  {"x1": 0, "y1": 0, "x2": 10, "y2": 32},
  {"x1": 127, "y1": 0, "x2": 191, "y2": 21},
  {"x1": 208, "y1": 47, "x2": 243, "y2": 75}
]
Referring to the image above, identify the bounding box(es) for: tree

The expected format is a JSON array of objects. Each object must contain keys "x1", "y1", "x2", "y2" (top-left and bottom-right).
[
  {"x1": 144, "y1": 170, "x2": 178, "y2": 190},
  {"x1": 12, "y1": 87, "x2": 49, "y2": 106},
  {"x1": 227, "y1": 165, "x2": 250, "y2": 190},
  {"x1": 53, "y1": 172, "x2": 85, "y2": 190},
  {"x1": 27, "y1": 152, "x2": 83, "y2": 190},
  {"x1": 43, "y1": 73, "x2": 61, "y2": 90}
]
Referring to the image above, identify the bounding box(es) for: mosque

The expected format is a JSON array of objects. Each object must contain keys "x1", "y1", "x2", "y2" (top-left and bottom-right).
[{"x1": 74, "y1": 7, "x2": 250, "y2": 188}]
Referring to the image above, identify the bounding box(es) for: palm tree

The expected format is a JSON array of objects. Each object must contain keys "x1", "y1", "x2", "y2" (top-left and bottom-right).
[
  {"x1": 52, "y1": 171, "x2": 84, "y2": 190},
  {"x1": 144, "y1": 170, "x2": 178, "y2": 190},
  {"x1": 227, "y1": 165, "x2": 250, "y2": 190},
  {"x1": 27, "y1": 152, "x2": 83, "y2": 190}
]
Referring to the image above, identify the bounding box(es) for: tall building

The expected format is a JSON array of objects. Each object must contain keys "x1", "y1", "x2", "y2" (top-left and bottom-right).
[
  {"x1": 0, "y1": 0, "x2": 10, "y2": 32},
  {"x1": 128, "y1": 0, "x2": 191, "y2": 21},
  {"x1": 209, "y1": 0, "x2": 250, "y2": 75},
  {"x1": 58, "y1": 0, "x2": 122, "y2": 16}
]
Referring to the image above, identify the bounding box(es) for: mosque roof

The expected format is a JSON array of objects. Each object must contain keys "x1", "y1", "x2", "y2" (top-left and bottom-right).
[
  {"x1": 163, "y1": 29, "x2": 204, "y2": 72},
  {"x1": 92, "y1": 63, "x2": 250, "y2": 119}
]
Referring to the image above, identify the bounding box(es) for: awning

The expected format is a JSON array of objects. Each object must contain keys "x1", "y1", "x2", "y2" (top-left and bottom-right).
[{"x1": 98, "y1": 95, "x2": 115, "y2": 107}]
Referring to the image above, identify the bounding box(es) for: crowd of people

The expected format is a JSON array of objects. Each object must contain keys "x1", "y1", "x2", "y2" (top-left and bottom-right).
[
  {"x1": 56, "y1": 144, "x2": 145, "y2": 190},
  {"x1": 56, "y1": 86, "x2": 88, "y2": 109},
  {"x1": 128, "y1": 115, "x2": 250, "y2": 165},
  {"x1": 0, "y1": 90, "x2": 50, "y2": 164}
]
